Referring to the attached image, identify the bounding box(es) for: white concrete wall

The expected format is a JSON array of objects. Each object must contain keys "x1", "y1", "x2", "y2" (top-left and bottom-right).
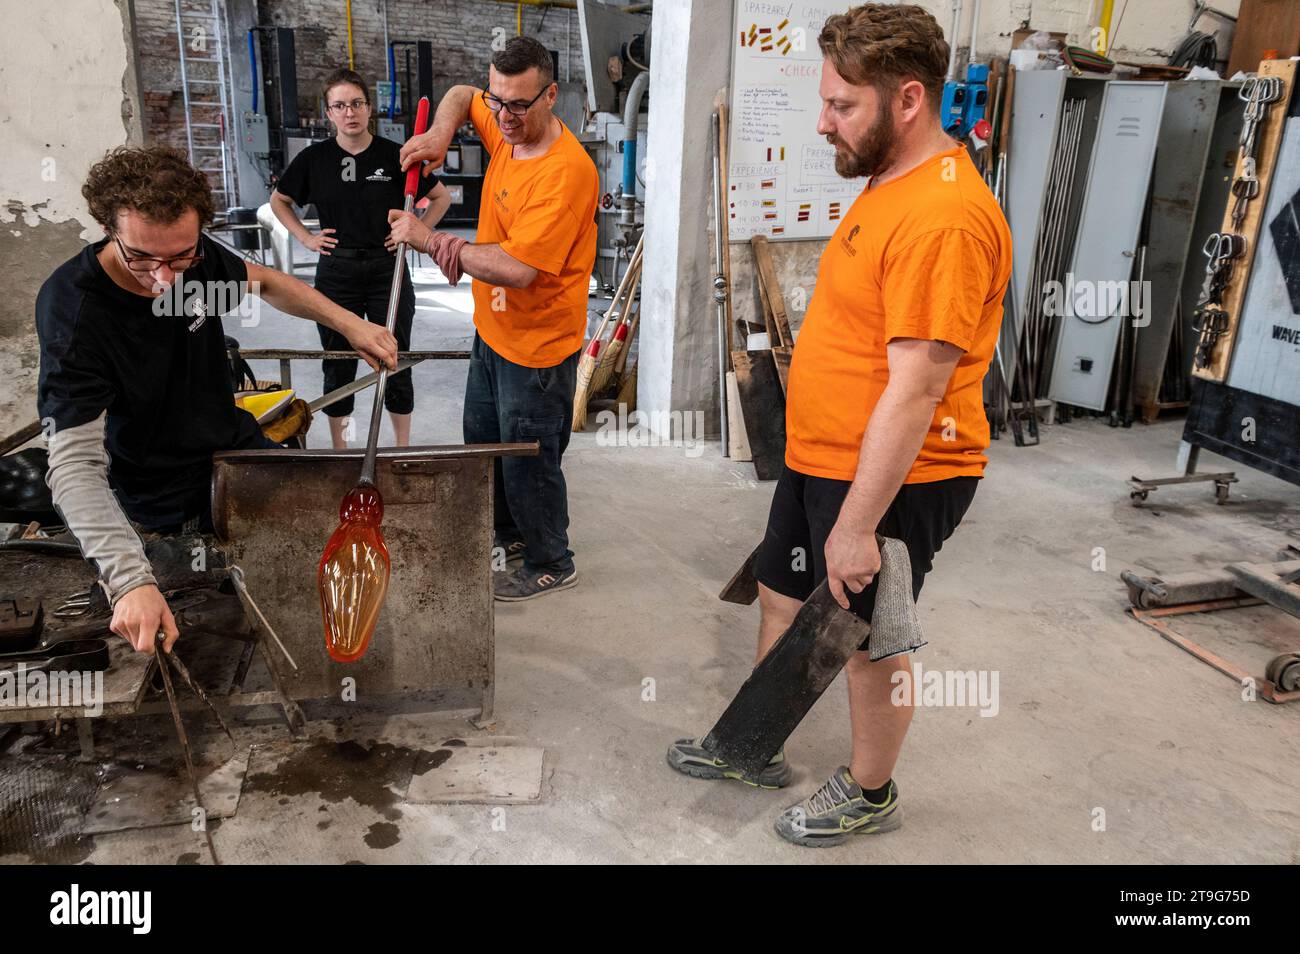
[
  {"x1": 0, "y1": 0, "x2": 136, "y2": 238},
  {"x1": 0, "y1": 0, "x2": 137, "y2": 437}
]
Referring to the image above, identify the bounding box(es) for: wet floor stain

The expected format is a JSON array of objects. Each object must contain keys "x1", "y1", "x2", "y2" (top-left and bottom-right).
[
  {"x1": 243, "y1": 738, "x2": 472, "y2": 822},
  {"x1": 364, "y1": 821, "x2": 400, "y2": 849},
  {"x1": 176, "y1": 852, "x2": 200, "y2": 865}
]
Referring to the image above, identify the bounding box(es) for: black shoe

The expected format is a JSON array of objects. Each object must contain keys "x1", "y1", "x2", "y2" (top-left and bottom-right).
[
  {"x1": 493, "y1": 565, "x2": 579, "y2": 602},
  {"x1": 666, "y1": 738, "x2": 792, "y2": 789},
  {"x1": 491, "y1": 539, "x2": 526, "y2": 572}
]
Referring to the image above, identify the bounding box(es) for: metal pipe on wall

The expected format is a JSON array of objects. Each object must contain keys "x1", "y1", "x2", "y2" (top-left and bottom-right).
[{"x1": 710, "y1": 110, "x2": 730, "y2": 456}]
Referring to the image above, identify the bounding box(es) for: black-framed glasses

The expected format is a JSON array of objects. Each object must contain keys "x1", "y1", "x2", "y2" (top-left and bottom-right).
[
  {"x1": 481, "y1": 84, "x2": 550, "y2": 117},
  {"x1": 112, "y1": 234, "x2": 203, "y2": 272},
  {"x1": 327, "y1": 99, "x2": 370, "y2": 113}
]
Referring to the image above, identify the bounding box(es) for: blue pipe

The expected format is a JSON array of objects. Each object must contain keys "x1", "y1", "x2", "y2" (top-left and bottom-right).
[
  {"x1": 622, "y1": 141, "x2": 637, "y2": 196},
  {"x1": 388, "y1": 44, "x2": 398, "y2": 119},
  {"x1": 247, "y1": 30, "x2": 258, "y2": 113}
]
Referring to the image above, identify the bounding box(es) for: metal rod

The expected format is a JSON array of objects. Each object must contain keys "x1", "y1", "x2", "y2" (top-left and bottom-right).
[
  {"x1": 710, "y1": 109, "x2": 730, "y2": 456},
  {"x1": 155, "y1": 633, "x2": 220, "y2": 865},
  {"x1": 359, "y1": 191, "x2": 416, "y2": 487}
]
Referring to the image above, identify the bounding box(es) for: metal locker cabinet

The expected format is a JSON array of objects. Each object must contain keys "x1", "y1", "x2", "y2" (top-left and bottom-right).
[
  {"x1": 1007, "y1": 70, "x2": 1068, "y2": 345},
  {"x1": 1048, "y1": 81, "x2": 1167, "y2": 410}
]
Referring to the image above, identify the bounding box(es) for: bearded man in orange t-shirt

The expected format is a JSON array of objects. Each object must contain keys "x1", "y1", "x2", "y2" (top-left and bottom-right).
[
  {"x1": 394, "y1": 37, "x2": 598, "y2": 603},
  {"x1": 668, "y1": 4, "x2": 1012, "y2": 847}
]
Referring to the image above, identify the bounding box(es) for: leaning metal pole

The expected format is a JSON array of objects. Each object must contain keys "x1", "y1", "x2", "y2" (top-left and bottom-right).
[{"x1": 711, "y1": 110, "x2": 730, "y2": 456}]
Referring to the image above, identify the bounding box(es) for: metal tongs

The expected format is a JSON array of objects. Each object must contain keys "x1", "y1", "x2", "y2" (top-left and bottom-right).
[{"x1": 154, "y1": 631, "x2": 234, "y2": 865}]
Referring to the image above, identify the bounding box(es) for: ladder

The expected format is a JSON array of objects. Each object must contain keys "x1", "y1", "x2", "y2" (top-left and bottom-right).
[{"x1": 174, "y1": 0, "x2": 235, "y2": 209}]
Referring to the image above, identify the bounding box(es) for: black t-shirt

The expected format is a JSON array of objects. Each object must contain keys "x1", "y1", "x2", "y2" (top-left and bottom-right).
[
  {"x1": 35, "y1": 235, "x2": 266, "y2": 528},
  {"x1": 276, "y1": 136, "x2": 441, "y2": 249}
]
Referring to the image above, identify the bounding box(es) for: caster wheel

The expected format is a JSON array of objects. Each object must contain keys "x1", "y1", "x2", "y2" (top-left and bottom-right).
[{"x1": 1265, "y1": 653, "x2": 1300, "y2": 692}]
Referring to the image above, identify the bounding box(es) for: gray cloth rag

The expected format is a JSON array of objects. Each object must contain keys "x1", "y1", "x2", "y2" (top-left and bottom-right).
[{"x1": 867, "y1": 534, "x2": 927, "y2": 661}]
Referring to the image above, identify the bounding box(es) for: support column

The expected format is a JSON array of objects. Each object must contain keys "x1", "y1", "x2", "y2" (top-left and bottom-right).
[{"x1": 638, "y1": 1, "x2": 730, "y2": 440}]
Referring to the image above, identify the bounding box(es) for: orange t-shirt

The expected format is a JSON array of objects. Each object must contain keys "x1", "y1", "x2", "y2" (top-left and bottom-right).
[
  {"x1": 468, "y1": 94, "x2": 599, "y2": 368},
  {"x1": 784, "y1": 146, "x2": 1012, "y2": 483}
]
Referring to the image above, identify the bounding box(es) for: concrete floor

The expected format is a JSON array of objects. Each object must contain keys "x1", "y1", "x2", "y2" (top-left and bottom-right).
[{"x1": 6, "y1": 250, "x2": 1299, "y2": 865}]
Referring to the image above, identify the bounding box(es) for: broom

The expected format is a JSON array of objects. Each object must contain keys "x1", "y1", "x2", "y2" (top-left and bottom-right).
[
  {"x1": 586, "y1": 255, "x2": 642, "y2": 401},
  {"x1": 573, "y1": 236, "x2": 643, "y2": 431}
]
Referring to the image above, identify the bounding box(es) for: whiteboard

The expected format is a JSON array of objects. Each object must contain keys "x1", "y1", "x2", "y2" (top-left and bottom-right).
[{"x1": 728, "y1": 0, "x2": 867, "y2": 241}]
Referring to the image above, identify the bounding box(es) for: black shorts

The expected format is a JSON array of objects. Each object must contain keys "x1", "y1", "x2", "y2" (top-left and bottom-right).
[{"x1": 753, "y1": 466, "x2": 979, "y2": 644}]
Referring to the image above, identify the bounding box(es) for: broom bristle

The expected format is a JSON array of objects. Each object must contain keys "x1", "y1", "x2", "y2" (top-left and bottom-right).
[{"x1": 571, "y1": 349, "x2": 601, "y2": 432}]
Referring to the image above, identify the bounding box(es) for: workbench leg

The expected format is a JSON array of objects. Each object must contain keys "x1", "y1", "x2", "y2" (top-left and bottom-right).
[
  {"x1": 279, "y1": 359, "x2": 292, "y2": 391},
  {"x1": 473, "y1": 683, "x2": 496, "y2": 730},
  {"x1": 76, "y1": 718, "x2": 95, "y2": 762},
  {"x1": 230, "y1": 640, "x2": 257, "y2": 695},
  {"x1": 257, "y1": 640, "x2": 306, "y2": 737}
]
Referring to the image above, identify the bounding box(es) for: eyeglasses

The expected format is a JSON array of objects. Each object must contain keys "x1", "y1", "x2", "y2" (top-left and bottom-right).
[
  {"x1": 328, "y1": 99, "x2": 370, "y2": 113},
  {"x1": 112, "y1": 234, "x2": 204, "y2": 272},
  {"x1": 481, "y1": 84, "x2": 550, "y2": 117}
]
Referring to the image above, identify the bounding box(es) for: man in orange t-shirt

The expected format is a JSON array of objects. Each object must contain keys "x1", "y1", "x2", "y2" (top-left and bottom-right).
[
  {"x1": 668, "y1": 4, "x2": 1012, "y2": 846},
  {"x1": 394, "y1": 37, "x2": 598, "y2": 602}
]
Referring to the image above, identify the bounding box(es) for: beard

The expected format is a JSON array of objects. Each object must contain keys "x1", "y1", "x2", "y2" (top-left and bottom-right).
[{"x1": 828, "y1": 99, "x2": 897, "y2": 179}]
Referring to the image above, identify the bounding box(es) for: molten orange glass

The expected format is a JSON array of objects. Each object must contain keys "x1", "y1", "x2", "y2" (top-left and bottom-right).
[{"x1": 318, "y1": 485, "x2": 390, "y2": 663}]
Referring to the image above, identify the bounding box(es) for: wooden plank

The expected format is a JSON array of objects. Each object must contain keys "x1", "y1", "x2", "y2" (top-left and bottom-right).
[
  {"x1": 718, "y1": 542, "x2": 762, "y2": 605},
  {"x1": 750, "y1": 235, "x2": 794, "y2": 347},
  {"x1": 1195, "y1": 59, "x2": 1297, "y2": 382},
  {"x1": 725, "y1": 370, "x2": 752, "y2": 461},
  {"x1": 730, "y1": 349, "x2": 786, "y2": 481},
  {"x1": 772, "y1": 345, "x2": 792, "y2": 394},
  {"x1": 1227, "y1": 2, "x2": 1300, "y2": 77},
  {"x1": 702, "y1": 582, "x2": 870, "y2": 778}
]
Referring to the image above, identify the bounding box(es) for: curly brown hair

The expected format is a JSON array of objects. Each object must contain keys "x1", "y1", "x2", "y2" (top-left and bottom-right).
[
  {"x1": 82, "y1": 145, "x2": 216, "y2": 230},
  {"x1": 818, "y1": 3, "x2": 950, "y2": 106}
]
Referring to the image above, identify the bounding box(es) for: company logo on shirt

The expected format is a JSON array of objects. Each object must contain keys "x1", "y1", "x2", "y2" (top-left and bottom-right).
[
  {"x1": 493, "y1": 186, "x2": 511, "y2": 213},
  {"x1": 366, "y1": 167, "x2": 392, "y2": 182},
  {"x1": 840, "y1": 223, "x2": 860, "y2": 258},
  {"x1": 187, "y1": 297, "x2": 207, "y2": 332}
]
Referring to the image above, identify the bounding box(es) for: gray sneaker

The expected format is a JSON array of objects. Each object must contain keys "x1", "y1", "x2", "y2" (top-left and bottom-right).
[
  {"x1": 493, "y1": 565, "x2": 578, "y2": 602},
  {"x1": 666, "y1": 738, "x2": 792, "y2": 789},
  {"x1": 774, "y1": 768, "x2": 902, "y2": 847}
]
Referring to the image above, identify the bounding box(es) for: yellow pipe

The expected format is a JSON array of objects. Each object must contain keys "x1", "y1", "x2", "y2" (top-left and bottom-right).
[
  {"x1": 346, "y1": 0, "x2": 355, "y2": 69},
  {"x1": 483, "y1": 0, "x2": 578, "y2": 10},
  {"x1": 1097, "y1": 0, "x2": 1114, "y2": 55},
  {"x1": 518, "y1": 3, "x2": 522, "y2": 35}
]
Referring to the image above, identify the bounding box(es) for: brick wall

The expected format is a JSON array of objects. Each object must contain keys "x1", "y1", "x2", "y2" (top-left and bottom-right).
[{"x1": 136, "y1": 0, "x2": 585, "y2": 151}]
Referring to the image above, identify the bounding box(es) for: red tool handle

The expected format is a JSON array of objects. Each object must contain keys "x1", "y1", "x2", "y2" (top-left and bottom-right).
[{"x1": 404, "y1": 96, "x2": 432, "y2": 198}]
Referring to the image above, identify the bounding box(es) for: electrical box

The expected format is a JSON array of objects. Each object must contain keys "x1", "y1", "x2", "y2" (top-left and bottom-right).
[
  {"x1": 241, "y1": 111, "x2": 269, "y2": 154},
  {"x1": 375, "y1": 81, "x2": 401, "y2": 115},
  {"x1": 377, "y1": 119, "x2": 406, "y2": 145}
]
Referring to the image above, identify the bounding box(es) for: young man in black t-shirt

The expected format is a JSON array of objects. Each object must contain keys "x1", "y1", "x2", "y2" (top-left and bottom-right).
[
  {"x1": 270, "y1": 68, "x2": 450, "y2": 448},
  {"x1": 36, "y1": 146, "x2": 398, "y2": 656}
]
